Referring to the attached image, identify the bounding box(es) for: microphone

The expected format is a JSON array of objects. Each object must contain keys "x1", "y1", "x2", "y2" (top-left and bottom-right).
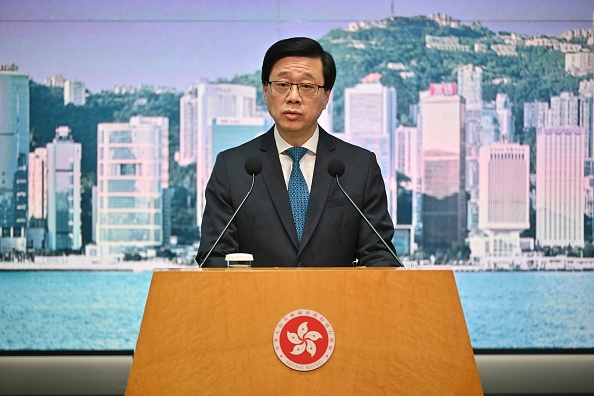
[
  {"x1": 198, "y1": 157, "x2": 262, "y2": 267},
  {"x1": 327, "y1": 159, "x2": 404, "y2": 267}
]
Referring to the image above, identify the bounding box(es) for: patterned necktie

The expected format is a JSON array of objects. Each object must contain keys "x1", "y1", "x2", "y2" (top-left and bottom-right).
[{"x1": 285, "y1": 147, "x2": 310, "y2": 243}]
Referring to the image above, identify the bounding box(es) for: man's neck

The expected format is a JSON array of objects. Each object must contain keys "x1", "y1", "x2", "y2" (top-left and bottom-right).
[{"x1": 277, "y1": 128, "x2": 316, "y2": 147}]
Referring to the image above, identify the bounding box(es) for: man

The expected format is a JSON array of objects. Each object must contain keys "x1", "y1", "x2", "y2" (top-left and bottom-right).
[{"x1": 196, "y1": 37, "x2": 399, "y2": 267}]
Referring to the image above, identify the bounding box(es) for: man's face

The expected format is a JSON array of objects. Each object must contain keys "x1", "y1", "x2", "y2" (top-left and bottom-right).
[{"x1": 263, "y1": 56, "x2": 331, "y2": 144}]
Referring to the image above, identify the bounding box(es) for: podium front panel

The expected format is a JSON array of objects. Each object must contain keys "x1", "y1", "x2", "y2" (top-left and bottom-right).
[{"x1": 125, "y1": 268, "x2": 482, "y2": 395}]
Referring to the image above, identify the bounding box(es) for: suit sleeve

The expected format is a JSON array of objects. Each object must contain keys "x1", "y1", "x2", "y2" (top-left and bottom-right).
[
  {"x1": 355, "y1": 153, "x2": 399, "y2": 267},
  {"x1": 195, "y1": 152, "x2": 239, "y2": 267}
]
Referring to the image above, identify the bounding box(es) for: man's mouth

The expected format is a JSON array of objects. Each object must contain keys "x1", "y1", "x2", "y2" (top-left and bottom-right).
[{"x1": 283, "y1": 110, "x2": 302, "y2": 120}]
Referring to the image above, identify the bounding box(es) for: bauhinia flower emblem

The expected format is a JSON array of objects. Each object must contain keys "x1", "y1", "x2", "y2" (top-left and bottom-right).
[{"x1": 287, "y1": 321, "x2": 323, "y2": 357}]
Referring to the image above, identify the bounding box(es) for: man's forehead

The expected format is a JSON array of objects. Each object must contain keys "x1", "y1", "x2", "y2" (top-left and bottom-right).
[{"x1": 270, "y1": 57, "x2": 323, "y2": 78}]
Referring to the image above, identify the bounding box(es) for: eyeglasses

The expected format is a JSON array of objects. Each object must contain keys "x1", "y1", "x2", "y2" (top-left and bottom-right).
[{"x1": 267, "y1": 81, "x2": 325, "y2": 97}]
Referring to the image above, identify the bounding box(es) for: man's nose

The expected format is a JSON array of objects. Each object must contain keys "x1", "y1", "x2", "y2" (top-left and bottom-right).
[{"x1": 285, "y1": 85, "x2": 302, "y2": 102}]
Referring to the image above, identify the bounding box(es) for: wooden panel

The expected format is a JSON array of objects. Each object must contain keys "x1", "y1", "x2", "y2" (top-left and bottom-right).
[{"x1": 125, "y1": 268, "x2": 482, "y2": 395}]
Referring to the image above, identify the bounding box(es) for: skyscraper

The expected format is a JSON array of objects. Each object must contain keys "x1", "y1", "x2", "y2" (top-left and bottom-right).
[
  {"x1": 579, "y1": 81, "x2": 594, "y2": 159},
  {"x1": 184, "y1": 83, "x2": 257, "y2": 226},
  {"x1": 211, "y1": 117, "x2": 269, "y2": 167},
  {"x1": 27, "y1": 147, "x2": 47, "y2": 250},
  {"x1": 95, "y1": 116, "x2": 169, "y2": 254},
  {"x1": 28, "y1": 147, "x2": 47, "y2": 224},
  {"x1": 456, "y1": 64, "x2": 482, "y2": 110},
  {"x1": 46, "y1": 126, "x2": 82, "y2": 250},
  {"x1": 495, "y1": 93, "x2": 514, "y2": 141},
  {"x1": 395, "y1": 125, "x2": 419, "y2": 184},
  {"x1": 536, "y1": 127, "x2": 585, "y2": 248},
  {"x1": 549, "y1": 92, "x2": 580, "y2": 128},
  {"x1": 471, "y1": 142, "x2": 530, "y2": 256},
  {"x1": 344, "y1": 73, "x2": 396, "y2": 136},
  {"x1": 0, "y1": 64, "x2": 29, "y2": 254},
  {"x1": 523, "y1": 101, "x2": 549, "y2": 131},
  {"x1": 178, "y1": 90, "x2": 199, "y2": 166},
  {"x1": 343, "y1": 73, "x2": 398, "y2": 220},
  {"x1": 418, "y1": 83, "x2": 466, "y2": 251}
]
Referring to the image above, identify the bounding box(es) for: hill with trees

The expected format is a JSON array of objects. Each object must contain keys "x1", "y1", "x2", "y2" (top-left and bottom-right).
[{"x1": 29, "y1": 14, "x2": 589, "y2": 248}]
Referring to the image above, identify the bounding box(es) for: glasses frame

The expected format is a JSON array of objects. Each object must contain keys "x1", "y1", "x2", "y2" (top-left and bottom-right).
[{"x1": 267, "y1": 81, "x2": 326, "y2": 97}]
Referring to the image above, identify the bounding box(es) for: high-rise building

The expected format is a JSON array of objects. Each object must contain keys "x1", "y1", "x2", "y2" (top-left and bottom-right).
[
  {"x1": 178, "y1": 91, "x2": 199, "y2": 166},
  {"x1": 395, "y1": 125, "x2": 420, "y2": 230},
  {"x1": 579, "y1": 81, "x2": 594, "y2": 159},
  {"x1": 418, "y1": 83, "x2": 466, "y2": 251},
  {"x1": 28, "y1": 147, "x2": 47, "y2": 223},
  {"x1": 536, "y1": 127, "x2": 585, "y2": 248},
  {"x1": 523, "y1": 101, "x2": 549, "y2": 131},
  {"x1": 344, "y1": 73, "x2": 396, "y2": 136},
  {"x1": 0, "y1": 64, "x2": 29, "y2": 254},
  {"x1": 470, "y1": 143, "x2": 530, "y2": 257},
  {"x1": 495, "y1": 93, "x2": 514, "y2": 141},
  {"x1": 95, "y1": 116, "x2": 169, "y2": 254},
  {"x1": 343, "y1": 74, "x2": 398, "y2": 221},
  {"x1": 211, "y1": 117, "x2": 269, "y2": 167},
  {"x1": 465, "y1": 102, "x2": 502, "y2": 235},
  {"x1": 549, "y1": 92, "x2": 580, "y2": 128},
  {"x1": 456, "y1": 64, "x2": 482, "y2": 110},
  {"x1": 46, "y1": 126, "x2": 82, "y2": 251},
  {"x1": 184, "y1": 83, "x2": 257, "y2": 226},
  {"x1": 64, "y1": 80, "x2": 86, "y2": 106},
  {"x1": 395, "y1": 126, "x2": 419, "y2": 183},
  {"x1": 27, "y1": 147, "x2": 47, "y2": 250}
]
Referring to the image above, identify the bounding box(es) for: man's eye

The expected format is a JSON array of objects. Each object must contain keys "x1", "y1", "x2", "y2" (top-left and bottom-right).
[
  {"x1": 300, "y1": 84, "x2": 314, "y2": 89},
  {"x1": 276, "y1": 82, "x2": 290, "y2": 88}
]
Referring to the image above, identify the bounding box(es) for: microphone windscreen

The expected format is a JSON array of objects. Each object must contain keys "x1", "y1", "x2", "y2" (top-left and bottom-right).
[
  {"x1": 327, "y1": 159, "x2": 345, "y2": 178},
  {"x1": 245, "y1": 157, "x2": 263, "y2": 176}
]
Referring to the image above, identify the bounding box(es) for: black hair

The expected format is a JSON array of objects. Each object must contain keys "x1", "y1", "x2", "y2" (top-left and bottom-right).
[{"x1": 261, "y1": 37, "x2": 336, "y2": 91}]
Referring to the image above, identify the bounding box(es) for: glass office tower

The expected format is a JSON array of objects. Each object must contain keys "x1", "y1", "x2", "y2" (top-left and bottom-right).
[
  {"x1": 0, "y1": 64, "x2": 29, "y2": 254},
  {"x1": 96, "y1": 116, "x2": 169, "y2": 254}
]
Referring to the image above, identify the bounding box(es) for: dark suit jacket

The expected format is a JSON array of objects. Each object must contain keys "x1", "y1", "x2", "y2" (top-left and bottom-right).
[{"x1": 196, "y1": 126, "x2": 398, "y2": 267}]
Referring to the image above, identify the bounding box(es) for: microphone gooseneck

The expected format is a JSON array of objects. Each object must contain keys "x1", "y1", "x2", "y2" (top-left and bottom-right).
[
  {"x1": 199, "y1": 157, "x2": 262, "y2": 267},
  {"x1": 327, "y1": 159, "x2": 405, "y2": 267}
]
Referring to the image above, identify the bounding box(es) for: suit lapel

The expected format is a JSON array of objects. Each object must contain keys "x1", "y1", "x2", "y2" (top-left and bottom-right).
[
  {"x1": 299, "y1": 128, "x2": 336, "y2": 253},
  {"x1": 259, "y1": 128, "x2": 300, "y2": 248}
]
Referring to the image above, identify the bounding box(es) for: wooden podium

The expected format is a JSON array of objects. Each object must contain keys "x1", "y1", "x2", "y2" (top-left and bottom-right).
[{"x1": 125, "y1": 267, "x2": 482, "y2": 395}]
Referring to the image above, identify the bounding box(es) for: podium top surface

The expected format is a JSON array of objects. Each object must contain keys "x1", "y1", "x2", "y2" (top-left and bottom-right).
[{"x1": 154, "y1": 265, "x2": 453, "y2": 273}]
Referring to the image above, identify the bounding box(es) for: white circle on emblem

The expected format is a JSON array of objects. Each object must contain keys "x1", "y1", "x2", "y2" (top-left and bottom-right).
[{"x1": 272, "y1": 309, "x2": 335, "y2": 372}]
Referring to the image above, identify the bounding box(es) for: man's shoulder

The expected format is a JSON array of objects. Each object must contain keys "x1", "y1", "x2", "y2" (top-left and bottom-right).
[{"x1": 322, "y1": 130, "x2": 375, "y2": 158}]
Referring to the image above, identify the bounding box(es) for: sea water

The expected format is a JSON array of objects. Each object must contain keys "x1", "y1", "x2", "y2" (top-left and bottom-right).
[{"x1": 1, "y1": 270, "x2": 593, "y2": 351}]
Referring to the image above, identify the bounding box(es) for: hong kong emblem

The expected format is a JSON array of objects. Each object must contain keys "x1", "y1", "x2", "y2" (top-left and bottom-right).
[{"x1": 272, "y1": 309, "x2": 335, "y2": 372}]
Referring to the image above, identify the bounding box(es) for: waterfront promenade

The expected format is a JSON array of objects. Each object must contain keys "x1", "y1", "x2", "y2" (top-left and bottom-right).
[{"x1": 1, "y1": 255, "x2": 594, "y2": 271}]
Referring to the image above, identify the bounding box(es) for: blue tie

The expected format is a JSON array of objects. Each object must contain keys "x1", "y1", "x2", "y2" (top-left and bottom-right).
[{"x1": 285, "y1": 147, "x2": 309, "y2": 243}]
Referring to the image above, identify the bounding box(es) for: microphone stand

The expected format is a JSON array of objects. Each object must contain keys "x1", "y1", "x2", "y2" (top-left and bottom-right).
[
  {"x1": 199, "y1": 174, "x2": 256, "y2": 268},
  {"x1": 334, "y1": 175, "x2": 405, "y2": 268}
]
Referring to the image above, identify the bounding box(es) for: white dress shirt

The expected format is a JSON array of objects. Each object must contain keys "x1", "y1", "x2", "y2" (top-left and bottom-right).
[{"x1": 274, "y1": 126, "x2": 318, "y2": 191}]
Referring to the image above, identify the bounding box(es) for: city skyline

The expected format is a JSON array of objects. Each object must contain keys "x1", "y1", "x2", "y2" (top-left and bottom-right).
[{"x1": 0, "y1": 0, "x2": 593, "y2": 92}]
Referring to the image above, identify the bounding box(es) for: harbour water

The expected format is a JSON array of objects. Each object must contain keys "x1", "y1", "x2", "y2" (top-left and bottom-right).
[{"x1": 1, "y1": 270, "x2": 593, "y2": 351}]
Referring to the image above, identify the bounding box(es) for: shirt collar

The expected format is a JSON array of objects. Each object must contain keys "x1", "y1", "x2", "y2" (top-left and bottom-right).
[{"x1": 274, "y1": 126, "x2": 319, "y2": 155}]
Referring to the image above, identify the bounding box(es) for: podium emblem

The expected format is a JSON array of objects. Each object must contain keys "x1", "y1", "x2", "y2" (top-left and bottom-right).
[{"x1": 273, "y1": 309, "x2": 335, "y2": 372}]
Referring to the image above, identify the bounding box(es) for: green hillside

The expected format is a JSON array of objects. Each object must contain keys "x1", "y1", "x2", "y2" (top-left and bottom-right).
[{"x1": 28, "y1": 14, "x2": 589, "y2": 247}]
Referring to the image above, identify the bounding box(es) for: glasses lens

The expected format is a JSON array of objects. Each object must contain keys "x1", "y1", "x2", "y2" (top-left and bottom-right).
[
  {"x1": 298, "y1": 84, "x2": 317, "y2": 96},
  {"x1": 272, "y1": 82, "x2": 290, "y2": 94},
  {"x1": 270, "y1": 82, "x2": 319, "y2": 96}
]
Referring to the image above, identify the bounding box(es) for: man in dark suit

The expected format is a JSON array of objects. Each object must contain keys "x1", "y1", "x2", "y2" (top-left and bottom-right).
[{"x1": 196, "y1": 37, "x2": 399, "y2": 267}]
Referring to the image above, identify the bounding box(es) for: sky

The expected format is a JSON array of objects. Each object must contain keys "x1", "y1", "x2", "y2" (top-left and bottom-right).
[{"x1": 1, "y1": 0, "x2": 593, "y2": 92}]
